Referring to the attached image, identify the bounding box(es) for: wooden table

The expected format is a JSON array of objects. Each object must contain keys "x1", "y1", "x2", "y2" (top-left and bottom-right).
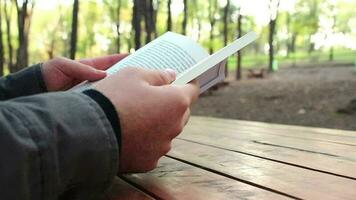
[{"x1": 107, "y1": 116, "x2": 356, "y2": 200}]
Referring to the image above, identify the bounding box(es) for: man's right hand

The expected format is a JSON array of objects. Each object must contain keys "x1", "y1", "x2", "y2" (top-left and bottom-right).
[{"x1": 94, "y1": 67, "x2": 199, "y2": 173}]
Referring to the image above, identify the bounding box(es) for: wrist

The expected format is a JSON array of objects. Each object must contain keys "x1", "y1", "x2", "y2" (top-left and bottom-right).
[{"x1": 83, "y1": 89, "x2": 122, "y2": 154}]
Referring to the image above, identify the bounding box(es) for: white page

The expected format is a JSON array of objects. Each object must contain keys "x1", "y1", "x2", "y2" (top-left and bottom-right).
[
  {"x1": 173, "y1": 32, "x2": 258, "y2": 93},
  {"x1": 107, "y1": 32, "x2": 208, "y2": 75},
  {"x1": 72, "y1": 31, "x2": 257, "y2": 93},
  {"x1": 72, "y1": 32, "x2": 208, "y2": 91}
]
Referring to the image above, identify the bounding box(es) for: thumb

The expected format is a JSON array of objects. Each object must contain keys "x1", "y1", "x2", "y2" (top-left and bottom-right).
[
  {"x1": 143, "y1": 69, "x2": 176, "y2": 86},
  {"x1": 62, "y1": 59, "x2": 107, "y2": 81},
  {"x1": 179, "y1": 80, "x2": 200, "y2": 104}
]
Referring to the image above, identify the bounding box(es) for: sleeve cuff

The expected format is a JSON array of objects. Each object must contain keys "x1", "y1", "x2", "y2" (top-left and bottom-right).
[
  {"x1": 83, "y1": 89, "x2": 122, "y2": 154},
  {"x1": 0, "y1": 64, "x2": 48, "y2": 100}
]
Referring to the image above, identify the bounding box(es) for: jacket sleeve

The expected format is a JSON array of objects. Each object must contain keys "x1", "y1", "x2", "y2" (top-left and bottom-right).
[
  {"x1": 0, "y1": 92, "x2": 119, "y2": 200},
  {"x1": 0, "y1": 64, "x2": 47, "y2": 101}
]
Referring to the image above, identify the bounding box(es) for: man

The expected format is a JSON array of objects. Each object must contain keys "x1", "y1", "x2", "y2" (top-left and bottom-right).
[{"x1": 0, "y1": 54, "x2": 199, "y2": 199}]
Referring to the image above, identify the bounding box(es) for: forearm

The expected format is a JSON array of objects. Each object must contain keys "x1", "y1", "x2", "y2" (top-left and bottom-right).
[
  {"x1": 0, "y1": 92, "x2": 119, "y2": 199},
  {"x1": 0, "y1": 64, "x2": 47, "y2": 101}
]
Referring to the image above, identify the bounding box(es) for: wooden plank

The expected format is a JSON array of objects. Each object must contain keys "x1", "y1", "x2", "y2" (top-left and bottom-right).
[
  {"x1": 181, "y1": 124, "x2": 356, "y2": 159},
  {"x1": 168, "y1": 139, "x2": 356, "y2": 200},
  {"x1": 123, "y1": 157, "x2": 287, "y2": 200},
  {"x1": 179, "y1": 124, "x2": 356, "y2": 179},
  {"x1": 190, "y1": 116, "x2": 356, "y2": 146},
  {"x1": 106, "y1": 177, "x2": 154, "y2": 200}
]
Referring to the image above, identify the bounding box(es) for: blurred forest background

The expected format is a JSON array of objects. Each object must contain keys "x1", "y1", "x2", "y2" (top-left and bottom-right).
[{"x1": 0, "y1": 0, "x2": 355, "y2": 130}]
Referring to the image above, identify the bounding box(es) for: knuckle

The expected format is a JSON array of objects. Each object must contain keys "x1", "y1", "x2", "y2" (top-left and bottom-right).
[
  {"x1": 161, "y1": 143, "x2": 172, "y2": 155},
  {"x1": 123, "y1": 66, "x2": 140, "y2": 73},
  {"x1": 174, "y1": 123, "x2": 184, "y2": 134},
  {"x1": 52, "y1": 56, "x2": 65, "y2": 63},
  {"x1": 144, "y1": 161, "x2": 158, "y2": 172},
  {"x1": 175, "y1": 90, "x2": 190, "y2": 109},
  {"x1": 181, "y1": 97, "x2": 190, "y2": 109},
  {"x1": 158, "y1": 71, "x2": 170, "y2": 83}
]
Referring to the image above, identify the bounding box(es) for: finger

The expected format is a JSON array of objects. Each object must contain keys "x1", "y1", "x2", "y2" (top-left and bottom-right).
[
  {"x1": 182, "y1": 108, "x2": 191, "y2": 126},
  {"x1": 170, "y1": 109, "x2": 190, "y2": 139},
  {"x1": 61, "y1": 59, "x2": 107, "y2": 81},
  {"x1": 180, "y1": 80, "x2": 200, "y2": 104},
  {"x1": 142, "y1": 69, "x2": 176, "y2": 86},
  {"x1": 79, "y1": 54, "x2": 128, "y2": 70}
]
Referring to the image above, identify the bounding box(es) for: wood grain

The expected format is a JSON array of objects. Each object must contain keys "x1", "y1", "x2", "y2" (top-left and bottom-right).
[
  {"x1": 123, "y1": 157, "x2": 287, "y2": 200},
  {"x1": 168, "y1": 139, "x2": 356, "y2": 200},
  {"x1": 178, "y1": 117, "x2": 356, "y2": 179},
  {"x1": 106, "y1": 177, "x2": 154, "y2": 200},
  {"x1": 190, "y1": 116, "x2": 356, "y2": 146}
]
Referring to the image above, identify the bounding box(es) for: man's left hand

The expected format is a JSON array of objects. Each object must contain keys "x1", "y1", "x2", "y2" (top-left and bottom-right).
[{"x1": 42, "y1": 54, "x2": 127, "y2": 92}]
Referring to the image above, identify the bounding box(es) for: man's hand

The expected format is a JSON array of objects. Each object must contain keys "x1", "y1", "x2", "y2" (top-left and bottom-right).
[
  {"x1": 42, "y1": 54, "x2": 127, "y2": 91},
  {"x1": 94, "y1": 67, "x2": 199, "y2": 173}
]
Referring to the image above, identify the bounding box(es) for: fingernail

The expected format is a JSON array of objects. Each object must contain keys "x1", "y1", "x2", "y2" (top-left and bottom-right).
[
  {"x1": 165, "y1": 68, "x2": 176, "y2": 80},
  {"x1": 97, "y1": 70, "x2": 107, "y2": 75}
]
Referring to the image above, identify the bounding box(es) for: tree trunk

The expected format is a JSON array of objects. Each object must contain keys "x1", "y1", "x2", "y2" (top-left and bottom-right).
[
  {"x1": 236, "y1": 13, "x2": 243, "y2": 80},
  {"x1": 152, "y1": 0, "x2": 160, "y2": 38},
  {"x1": 268, "y1": 0, "x2": 280, "y2": 72},
  {"x1": 192, "y1": 0, "x2": 202, "y2": 42},
  {"x1": 14, "y1": 0, "x2": 33, "y2": 72},
  {"x1": 4, "y1": 1, "x2": 14, "y2": 72},
  {"x1": 0, "y1": 2, "x2": 4, "y2": 76},
  {"x1": 268, "y1": 19, "x2": 276, "y2": 72},
  {"x1": 329, "y1": 11, "x2": 337, "y2": 61},
  {"x1": 116, "y1": 0, "x2": 122, "y2": 53},
  {"x1": 182, "y1": 0, "x2": 188, "y2": 35},
  {"x1": 209, "y1": 0, "x2": 217, "y2": 54},
  {"x1": 70, "y1": 0, "x2": 79, "y2": 59},
  {"x1": 166, "y1": 0, "x2": 172, "y2": 31},
  {"x1": 132, "y1": 0, "x2": 143, "y2": 49},
  {"x1": 223, "y1": 0, "x2": 230, "y2": 46},
  {"x1": 144, "y1": 0, "x2": 155, "y2": 44},
  {"x1": 286, "y1": 13, "x2": 291, "y2": 58},
  {"x1": 287, "y1": 33, "x2": 297, "y2": 57},
  {"x1": 329, "y1": 47, "x2": 334, "y2": 61},
  {"x1": 223, "y1": 0, "x2": 230, "y2": 76},
  {"x1": 149, "y1": 0, "x2": 157, "y2": 38},
  {"x1": 290, "y1": 33, "x2": 297, "y2": 53}
]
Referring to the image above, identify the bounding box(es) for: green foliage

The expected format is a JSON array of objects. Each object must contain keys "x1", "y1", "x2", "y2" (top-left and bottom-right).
[{"x1": 0, "y1": 0, "x2": 354, "y2": 75}]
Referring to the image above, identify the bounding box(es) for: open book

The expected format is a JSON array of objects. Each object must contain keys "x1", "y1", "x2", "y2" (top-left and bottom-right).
[{"x1": 73, "y1": 31, "x2": 257, "y2": 93}]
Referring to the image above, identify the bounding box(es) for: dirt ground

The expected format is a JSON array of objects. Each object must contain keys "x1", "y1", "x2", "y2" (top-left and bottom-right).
[{"x1": 191, "y1": 62, "x2": 356, "y2": 131}]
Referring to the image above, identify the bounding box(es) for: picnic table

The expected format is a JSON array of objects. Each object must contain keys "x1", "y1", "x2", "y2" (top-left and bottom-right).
[{"x1": 107, "y1": 116, "x2": 356, "y2": 199}]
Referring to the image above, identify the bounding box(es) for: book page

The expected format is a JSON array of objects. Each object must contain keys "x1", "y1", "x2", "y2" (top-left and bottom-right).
[
  {"x1": 108, "y1": 32, "x2": 208, "y2": 75},
  {"x1": 173, "y1": 31, "x2": 258, "y2": 93},
  {"x1": 72, "y1": 32, "x2": 208, "y2": 91}
]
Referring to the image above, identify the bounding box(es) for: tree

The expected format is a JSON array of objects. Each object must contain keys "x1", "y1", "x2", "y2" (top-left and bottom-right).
[
  {"x1": 45, "y1": 6, "x2": 66, "y2": 59},
  {"x1": 116, "y1": 0, "x2": 122, "y2": 52},
  {"x1": 70, "y1": 0, "x2": 79, "y2": 59},
  {"x1": 268, "y1": 0, "x2": 280, "y2": 72},
  {"x1": 208, "y1": 0, "x2": 218, "y2": 54},
  {"x1": 166, "y1": 0, "x2": 172, "y2": 31},
  {"x1": 328, "y1": 2, "x2": 337, "y2": 61},
  {"x1": 132, "y1": 0, "x2": 144, "y2": 49},
  {"x1": 14, "y1": 0, "x2": 34, "y2": 72},
  {"x1": 104, "y1": 0, "x2": 122, "y2": 53},
  {"x1": 286, "y1": 0, "x2": 319, "y2": 57},
  {"x1": 223, "y1": 0, "x2": 230, "y2": 47},
  {"x1": 236, "y1": 12, "x2": 243, "y2": 80},
  {"x1": 4, "y1": 0, "x2": 14, "y2": 72},
  {"x1": 144, "y1": 0, "x2": 156, "y2": 43},
  {"x1": 0, "y1": 2, "x2": 4, "y2": 76},
  {"x1": 192, "y1": 0, "x2": 203, "y2": 41},
  {"x1": 182, "y1": 0, "x2": 188, "y2": 35},
  {"x1": 152, "y1": 0, "x2": 160, "y2": 37},
  {"x1": 223, "y1": 0, "x2": 230, "y2": 76}
]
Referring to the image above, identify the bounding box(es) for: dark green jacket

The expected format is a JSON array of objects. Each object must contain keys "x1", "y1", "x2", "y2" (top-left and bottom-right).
[{"x1": 0, "y1": 65, "x2": 119, "y2": 200}]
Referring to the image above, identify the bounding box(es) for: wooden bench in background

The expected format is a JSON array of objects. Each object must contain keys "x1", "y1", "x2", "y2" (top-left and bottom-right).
[{"x1": 107, "y1": 116, "x2": 356, "y2": 199}]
